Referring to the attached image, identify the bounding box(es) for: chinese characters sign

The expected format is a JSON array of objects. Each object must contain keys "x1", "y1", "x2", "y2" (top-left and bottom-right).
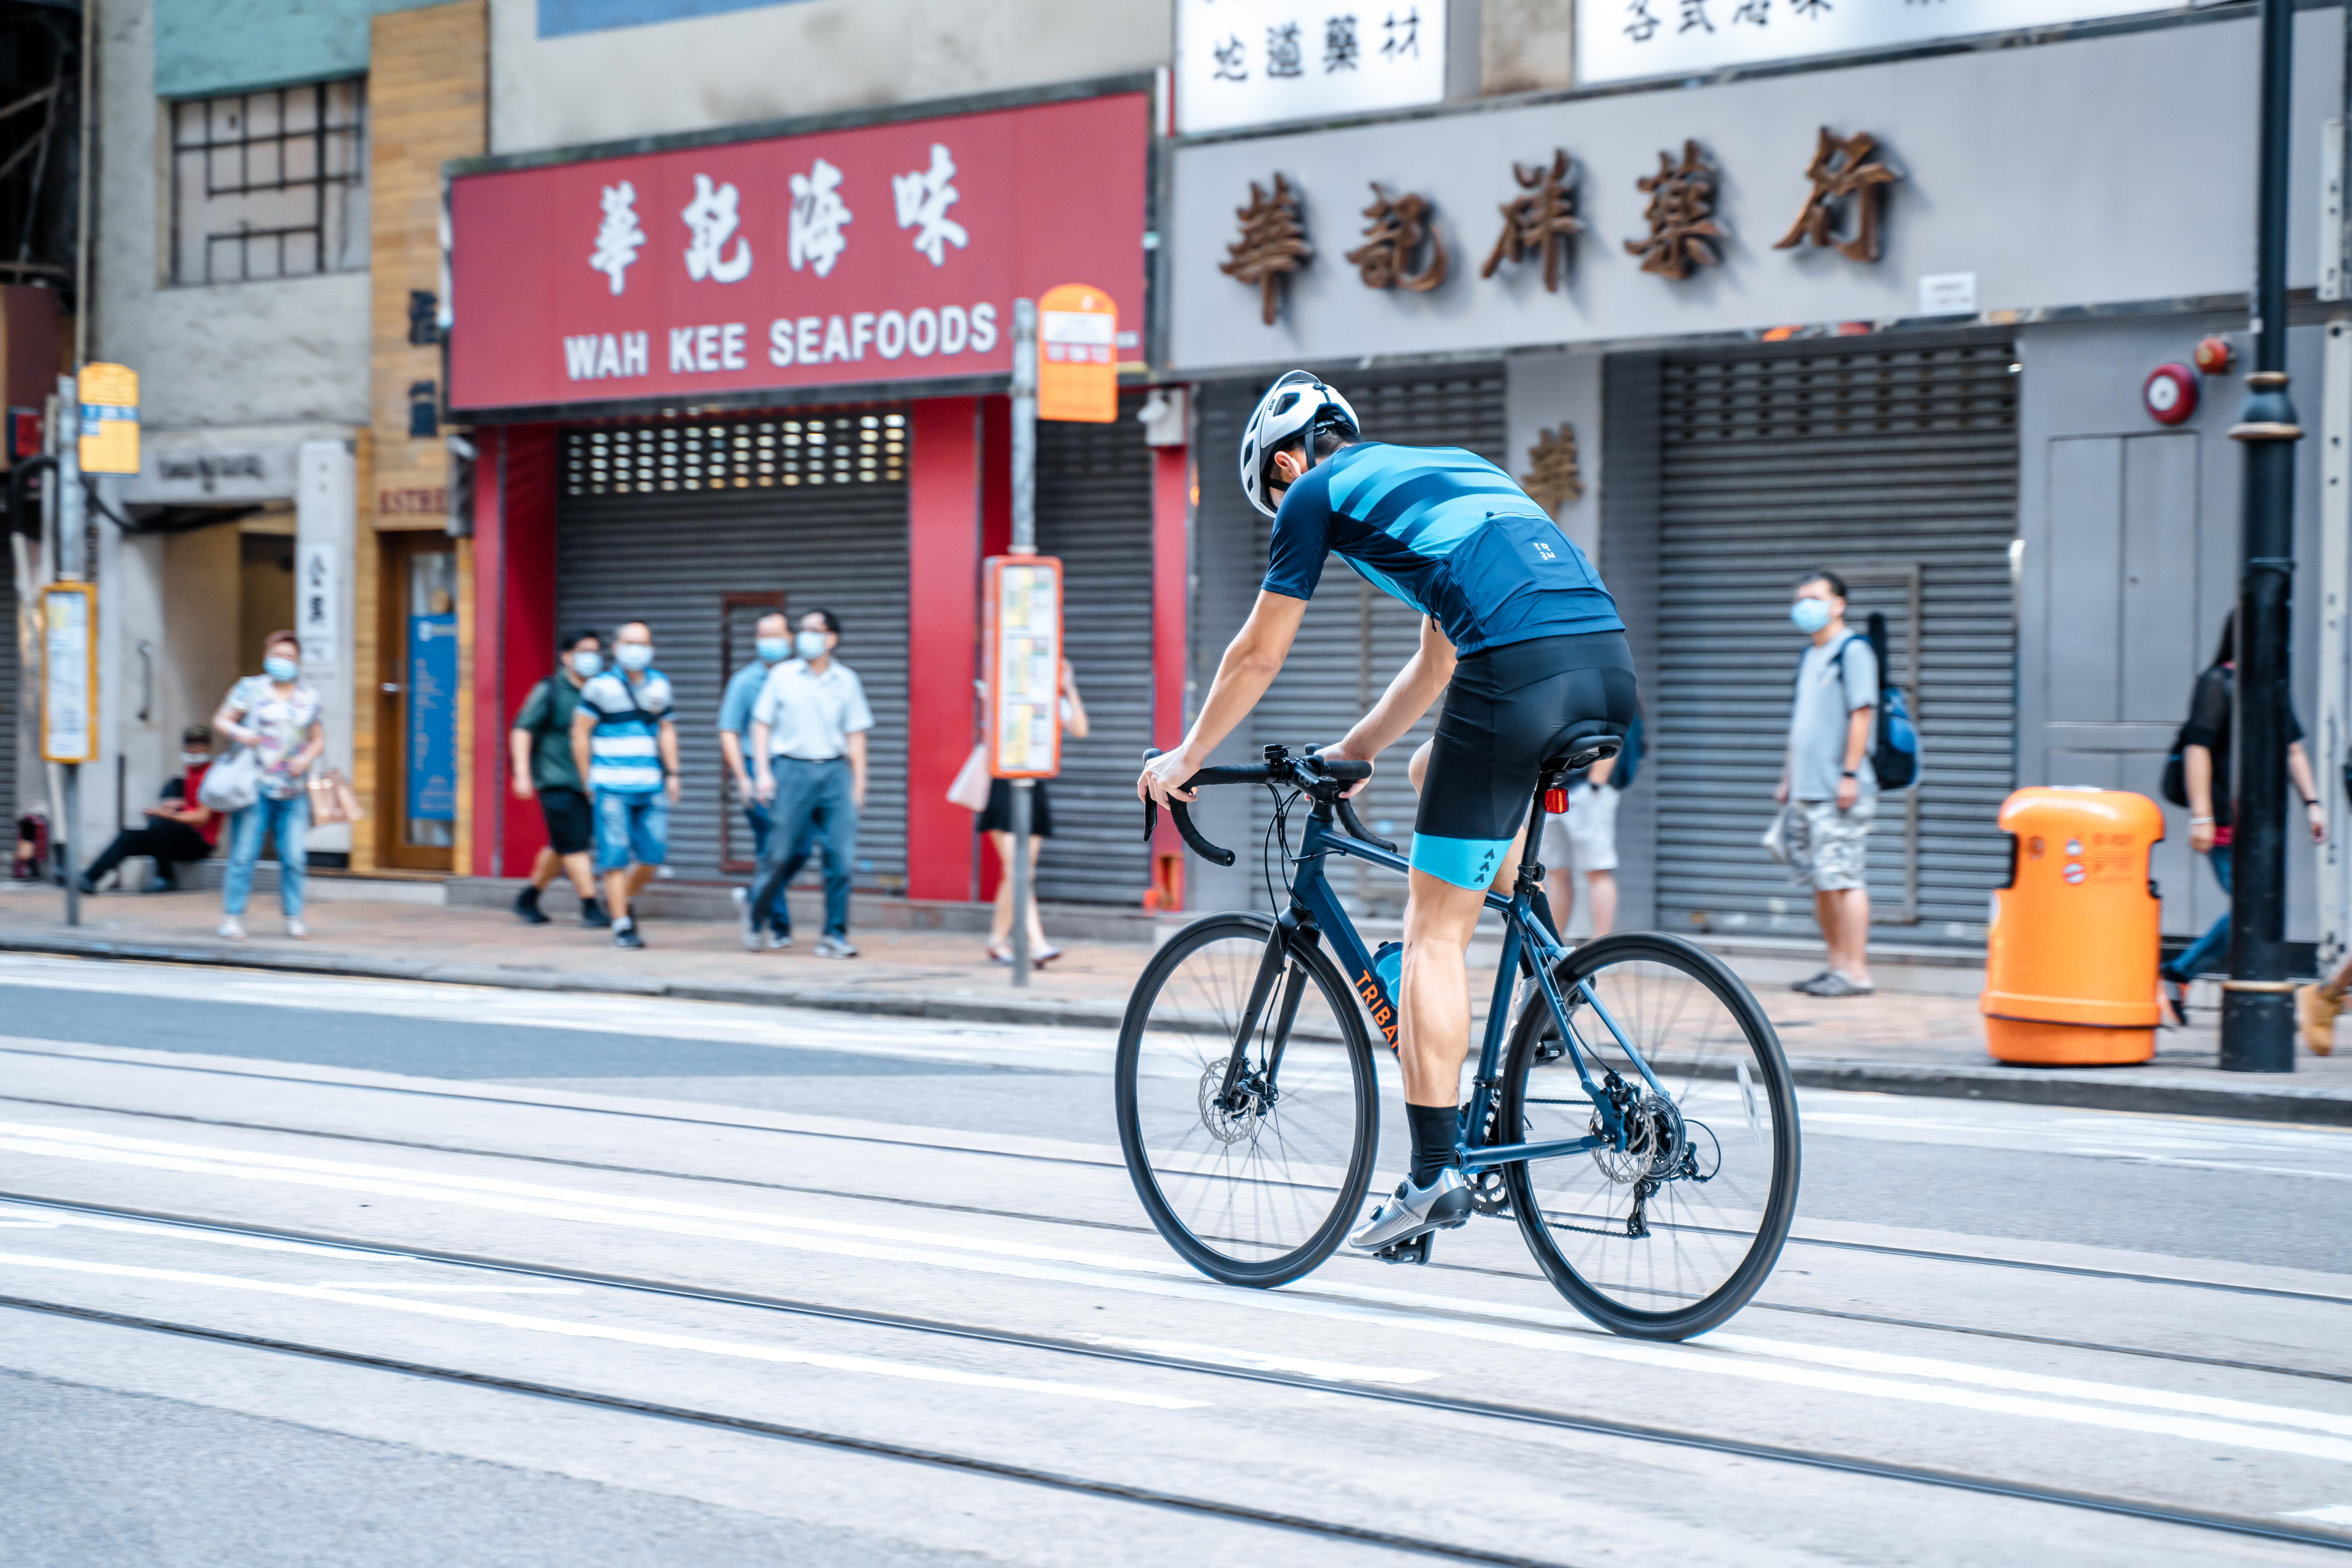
[
  {"x1": 1177, "y1": 0, "x2": 1448, "y2": 135},
  {"x1": 984, "y1": 556, "x2": 1064, "y2": 780},
  {"x1": 1580, "y1": 0, "x2": 2171, "y2": 87},
  {"x1": 448, "y1": 94, "x2": 1148, "y2": 412}
]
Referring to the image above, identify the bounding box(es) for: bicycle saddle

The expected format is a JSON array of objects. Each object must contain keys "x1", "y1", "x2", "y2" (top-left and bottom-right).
[{"x1": 1542, "y1": 720, "x2": 1624, "y2": 778}]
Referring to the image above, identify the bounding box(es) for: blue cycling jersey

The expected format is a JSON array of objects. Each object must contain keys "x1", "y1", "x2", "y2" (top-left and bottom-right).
[{"x1": 1261, "y1": 443, "x2": 1623, "y2": 655}]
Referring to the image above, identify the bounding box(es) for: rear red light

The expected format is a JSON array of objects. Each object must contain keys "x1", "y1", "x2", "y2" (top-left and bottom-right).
[{"x1": 1543, "y1": 788, "x2": 1567, "y2": 815}]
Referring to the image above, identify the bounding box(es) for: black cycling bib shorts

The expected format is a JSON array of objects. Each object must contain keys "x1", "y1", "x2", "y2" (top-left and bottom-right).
[{"x1": 1412, "y1": 631, "x2": 1638, "y2": 891}]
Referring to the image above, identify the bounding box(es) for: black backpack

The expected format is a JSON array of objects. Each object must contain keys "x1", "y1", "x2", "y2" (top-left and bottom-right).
[{"x1": 1798, "y1": 618, "x2": 1919, "y2": 792}]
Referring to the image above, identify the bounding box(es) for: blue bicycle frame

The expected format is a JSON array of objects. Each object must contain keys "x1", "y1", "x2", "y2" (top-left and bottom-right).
[{"x1": 1280, "y1": 800, "x2": 1673, "y2": 1171}]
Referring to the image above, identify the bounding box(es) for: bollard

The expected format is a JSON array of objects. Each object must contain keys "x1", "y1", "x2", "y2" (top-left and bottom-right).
[{"x1": 1981, "y1": 787, "x2": 2163, "y2": 1065}]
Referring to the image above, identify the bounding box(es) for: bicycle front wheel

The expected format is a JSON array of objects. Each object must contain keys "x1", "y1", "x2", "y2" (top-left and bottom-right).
[
  {"x1": 1500, "y1": 931, "x2": 1800, "y2": 1340},
  {"x1": 1114, "y1": 913, "x2": 1379, "y2": 1287}
]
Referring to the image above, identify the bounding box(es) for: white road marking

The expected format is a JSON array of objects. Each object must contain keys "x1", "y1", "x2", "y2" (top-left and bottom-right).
[
  {"x1": 2283, "y1": 1503, "x2": 2352, "y2": 1527},
  {"x1": 1092, "y1": 1336, "x2": 1437, "y2": 1385},
  {"x1": 9, "y1": 1122, "x2": 2352, "y2": 1462},
  {"x1": 311, "y1": 1281, "x2": 582, "y2": 1295},
  {"x1": 0, "y1": 1252, "x2": 1206, "y2": 1410},
  {"x1": 2059, "y1": 1150, "x2": 2352, "y2": 1183},
  {"x1": 0, "y1": 954, "x2": 1112, "y2": 1070}
]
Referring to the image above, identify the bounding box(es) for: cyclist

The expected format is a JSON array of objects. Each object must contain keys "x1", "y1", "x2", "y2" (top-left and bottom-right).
[{"x1": 1136, "y1": 371, "x2": 1636, "y2": 1256}]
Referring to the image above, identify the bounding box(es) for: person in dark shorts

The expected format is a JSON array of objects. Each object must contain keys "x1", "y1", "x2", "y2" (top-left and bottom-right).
[
  {"x1": 977, "y1": 658, "x2": 1089, "y2": 966},
  {"x1": 1138, "y1": 371, "x2": 1633, "y2": 1257},
  {"x1": 508, "y1": 629, "x2": 609, "y2": 928}
]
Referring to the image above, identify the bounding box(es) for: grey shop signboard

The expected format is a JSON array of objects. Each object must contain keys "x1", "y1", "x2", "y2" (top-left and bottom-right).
[{"x1": 1167, "y1": 13, "x2": 2334, "y2": 376}]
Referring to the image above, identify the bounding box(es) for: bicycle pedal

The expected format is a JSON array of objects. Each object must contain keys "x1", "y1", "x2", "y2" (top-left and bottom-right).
[{"x1": 1373, "y1": 1233, "x2": 1434, "y2": 1266}]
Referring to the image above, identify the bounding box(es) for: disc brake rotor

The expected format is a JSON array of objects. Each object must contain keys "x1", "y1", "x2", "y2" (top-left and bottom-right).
[{"x1": 1197, "y1": 1058, "x2": 1260, "y2": 1145}]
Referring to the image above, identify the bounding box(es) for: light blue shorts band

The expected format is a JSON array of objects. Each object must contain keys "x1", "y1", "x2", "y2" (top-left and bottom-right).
[{"x1": 1408, "y1": 833, "x2": 1513, "y2": 891}]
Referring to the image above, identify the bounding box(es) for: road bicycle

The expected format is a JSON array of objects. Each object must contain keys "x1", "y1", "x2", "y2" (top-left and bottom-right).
[{"x1": 1114, "y1": 739, "x2": 1801, "y2": 1341}]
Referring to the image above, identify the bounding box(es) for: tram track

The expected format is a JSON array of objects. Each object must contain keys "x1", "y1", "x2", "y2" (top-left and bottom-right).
[
  {"x1": 0, "y1": 1191, "x2": 2347, "y2": 1554},
  {"x1": 8, "y1": 1080, "x2": 2352, "y2": 1328}
]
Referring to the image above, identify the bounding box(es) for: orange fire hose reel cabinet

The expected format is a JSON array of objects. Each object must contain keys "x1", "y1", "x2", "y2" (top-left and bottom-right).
[{"x1": 1980, "y1": 787, "x2": 2164, "y2": 1065}]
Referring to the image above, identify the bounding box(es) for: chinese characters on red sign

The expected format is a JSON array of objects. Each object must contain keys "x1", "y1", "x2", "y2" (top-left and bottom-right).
[{"x1": 448, "y1": 94, "x2": 1148, "y2": 412}]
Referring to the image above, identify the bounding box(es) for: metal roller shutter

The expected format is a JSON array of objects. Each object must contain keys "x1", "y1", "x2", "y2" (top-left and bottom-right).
[
  {"x1": 556, "y1": 411, "x2": 910, "y2": 890},
  {"x1": 1202, "y1": 367, "x2": 1507, "y2": 920},
  {"x1": 0, "y1": 573, "x2": 15, "y2": 821},
  {"x1": 1033, "y1": 390, "x2": 1154, "y2": 906},
  {"x1": 1652, "y1": 341, "x2": 2020, "y2": 947}
]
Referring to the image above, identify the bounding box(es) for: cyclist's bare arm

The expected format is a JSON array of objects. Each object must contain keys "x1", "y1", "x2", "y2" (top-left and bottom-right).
[
  {"x1": 1137, "y1": 590, "x2": 1307, "y2": 804},
  {"x1": 1322, "y1": 615, "x2": 1456, "y2": 795}
]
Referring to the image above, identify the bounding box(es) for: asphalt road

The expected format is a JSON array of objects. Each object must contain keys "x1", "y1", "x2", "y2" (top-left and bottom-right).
[{"x1": 0, "y1": 951, "x2": 2347, "y2": 1566}]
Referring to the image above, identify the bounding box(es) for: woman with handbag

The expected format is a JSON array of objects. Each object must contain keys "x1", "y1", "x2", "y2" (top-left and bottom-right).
[
  {"x1": 971, "y1": 659, "x2": 1088, "y2": 966},
  {"x1": 210, "y1": 630, "x2": 326, "y2": 940}
]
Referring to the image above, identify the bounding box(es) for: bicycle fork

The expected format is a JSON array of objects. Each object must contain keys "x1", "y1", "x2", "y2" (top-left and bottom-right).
[{"x1": 1213, "y1": 910, "x2": 1314, "y2": 1118}]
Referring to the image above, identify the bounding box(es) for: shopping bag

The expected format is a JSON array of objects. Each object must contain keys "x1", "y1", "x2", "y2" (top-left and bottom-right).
[
  {"x1": 305, "y1": 768, "x2": 365, "y2": 825},
  {"x1": 197, "y1": 748, "x2": 261, "y2": 813},
  {"x1": 1760, "y1": 804, "x2": 1793, "y2": 867},
  {"x1": 946, "y1": 744, "x2": 992, "y2": 812}
]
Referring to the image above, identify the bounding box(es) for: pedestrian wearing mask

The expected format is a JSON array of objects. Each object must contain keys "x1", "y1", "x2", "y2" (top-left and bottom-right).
[
  {"x1": 213, "y1": 631, "x2": 325, "y2": 940},
  {"x1": 722, "y1": 610, "x2": 815, "y2": 951},
  {"x1": 980, "y1": 658, "x2": 1089, "y2": 966},
  {"x1": 77, "y1": 725, "x2": 221, "y2": 894},
  {"x1": 2163, "y1": 612, "x2": 2324, "y2": 1021},
  {"x1": 508, "y1": 629, "x2": 609, "y2": 928},
  {"x1": 571, "y1": 621, "x2": 679, "y2": 950},
  {"x1": 1774, "y1": 571, "x2": 1877, "y2": 997},
  {"x1": 749, "y1": 609, "x2": 872, "y2": 959}
]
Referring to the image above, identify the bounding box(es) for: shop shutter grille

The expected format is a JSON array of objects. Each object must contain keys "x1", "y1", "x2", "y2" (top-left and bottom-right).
[
  {"x1": 556, "y1": 411, "x2": 910, "y2": 891},
  {"x1": 1653, "y1": 342, "x2": 2019, "y2": 947},
  {"x1": 1033, "y1": 390, "x2": 1156, "y2": 906},
  {"x1": 0, "y1": 571, "x2": 15, "y2": 822},
  {"x1": 1202, "y1": 368, "x2": 1507, "y2": 922}
]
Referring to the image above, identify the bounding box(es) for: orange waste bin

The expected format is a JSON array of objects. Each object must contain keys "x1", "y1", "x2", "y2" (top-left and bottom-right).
[{"x1": 1981, "y1": 787, "x2": 2163, "y2": 1065}]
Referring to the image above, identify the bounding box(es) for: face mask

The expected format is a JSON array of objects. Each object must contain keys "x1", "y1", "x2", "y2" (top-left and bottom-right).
[
  {"x1": 1790, "y1": 599, "x2": 1834, "y2": 635},
  {"x1": 616, "y1": 643, "x2": 654, "y2": 673},
  {"x1": 263, "y1": 655, "x2": 299, "y2": 682},
  {"x1": 570, "y1": 650, "x2": 603, "y2": 678},
  {"x1": 795, "y1": 630, "x2": 829, "y2": 660},
  {"x1": 181, "y1": 751, "x2": 210, "y2": 768},
  {"x1": 757, "y1": 637, "x2": 792, "y2": 664}
]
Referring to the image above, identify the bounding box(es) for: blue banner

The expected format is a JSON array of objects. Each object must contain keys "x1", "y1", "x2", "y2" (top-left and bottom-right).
[{"x1": 407, "y1": 612, "x2": 458, "y2": 822}]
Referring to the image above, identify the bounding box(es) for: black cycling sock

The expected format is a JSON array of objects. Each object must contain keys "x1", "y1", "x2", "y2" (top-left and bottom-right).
[{"x1": 1406, "y1": 1102, "x2": 1459, "y2": 1187}]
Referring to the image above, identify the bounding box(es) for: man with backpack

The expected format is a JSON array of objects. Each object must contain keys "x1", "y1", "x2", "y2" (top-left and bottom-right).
[
  {"x1": 508, "y1": 629, "x2": 609, "y2": 928},
  {"x1": 1777, "y1": 570, "x2": 1882, "y2": 997}
]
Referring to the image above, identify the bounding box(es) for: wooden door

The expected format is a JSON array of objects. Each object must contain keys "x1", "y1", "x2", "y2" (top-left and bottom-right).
[{"x1": 377, "y1": 531, "x2": 458, "y2": 872}]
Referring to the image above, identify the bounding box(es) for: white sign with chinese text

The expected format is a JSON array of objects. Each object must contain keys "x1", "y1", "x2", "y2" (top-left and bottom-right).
[
  {"x1": 1177, "y1": 0, "x2": 1448, "y2": 135},
  {"x1": 1579, "y1": 0, "x2": 2177, "y2": 86},
  {"x1": 298, "y1": 542, "x2": 339, "y2": 671},
  {"x1": 41, "y1": 584, "x2": 95, "y2": 764}
]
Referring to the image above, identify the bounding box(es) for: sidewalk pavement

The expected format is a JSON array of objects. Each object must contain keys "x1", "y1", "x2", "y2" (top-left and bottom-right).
[{"x1": 2, "y1": 880, "x2": 2347, "y2": 1125}]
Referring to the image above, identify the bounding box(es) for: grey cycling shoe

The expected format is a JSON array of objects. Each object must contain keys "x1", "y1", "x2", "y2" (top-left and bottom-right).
[{"x1": 1348, "y1": 1167, "x2": 1473, "y2": 1253}]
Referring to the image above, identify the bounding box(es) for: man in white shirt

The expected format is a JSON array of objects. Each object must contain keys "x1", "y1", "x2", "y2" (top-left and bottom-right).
[{"x1": 750, "y1": 608, "x2": 874, "y2": 959}]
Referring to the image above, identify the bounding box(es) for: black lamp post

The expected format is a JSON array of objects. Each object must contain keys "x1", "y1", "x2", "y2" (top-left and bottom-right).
[{"x1": 2222, "y1": 0, "x2": 2304, "y2": 1072}]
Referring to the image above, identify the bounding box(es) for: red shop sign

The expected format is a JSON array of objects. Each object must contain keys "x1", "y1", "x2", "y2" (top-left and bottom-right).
[{"x1": 448, "y1": 92, "x2": 1149, "y2": 414}]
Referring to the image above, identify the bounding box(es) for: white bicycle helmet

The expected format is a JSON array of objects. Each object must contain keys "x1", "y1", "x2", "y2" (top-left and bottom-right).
[{"x1": 1237, "y1": 370, "x2": 1361, "y2": 519}]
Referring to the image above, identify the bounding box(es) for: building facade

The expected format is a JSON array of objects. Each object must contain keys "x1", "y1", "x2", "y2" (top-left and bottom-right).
[{"x1": 1163, "y1": 2, "x2": 2350, "y2": 962}]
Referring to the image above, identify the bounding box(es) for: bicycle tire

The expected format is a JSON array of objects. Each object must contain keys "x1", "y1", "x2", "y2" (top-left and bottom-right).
[
  {"x1": 1115, "y1": 912, "x2": 1380, "y2": 1287},
  {"x1": 1498, "y1": 930, "x2": 1800, "y2": 1340}
]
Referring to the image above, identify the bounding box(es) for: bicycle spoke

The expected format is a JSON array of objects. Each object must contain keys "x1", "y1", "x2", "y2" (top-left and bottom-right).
[
  {"x1": 1503, "y1": 932, "x2": 1799, "y2": 1340},
  {"x1": 1117, "y1": 918, "x2": 1377, "y2": 1286}
]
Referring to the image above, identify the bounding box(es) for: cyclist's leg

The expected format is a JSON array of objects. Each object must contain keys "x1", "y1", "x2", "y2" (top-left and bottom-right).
[{"x1": 1408, "y1": 736, "x2": 1526, "y2": 896}]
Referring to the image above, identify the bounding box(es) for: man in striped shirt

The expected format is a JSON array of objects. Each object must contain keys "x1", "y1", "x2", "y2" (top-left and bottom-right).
[{"x1": 570, "y1": 620, "x2": 680, "y2": 949}]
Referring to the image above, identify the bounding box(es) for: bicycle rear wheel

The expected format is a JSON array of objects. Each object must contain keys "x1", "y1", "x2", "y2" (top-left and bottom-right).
[
  {"x1": 1500, "y1": 931, "x2": 1800, "y2": 1340},
  {"x1": 1115, "y1": 913, "x2": 1379, "y2": 1287}
]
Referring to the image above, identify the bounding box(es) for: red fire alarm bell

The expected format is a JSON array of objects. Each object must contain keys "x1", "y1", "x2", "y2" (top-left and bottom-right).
[
  {"x1": 2144, "y1": 363, "x2": 2198, "y2": 426},
  {"x1": 2193, "y1": 336, "x2": 2235, "y2": 376}
]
